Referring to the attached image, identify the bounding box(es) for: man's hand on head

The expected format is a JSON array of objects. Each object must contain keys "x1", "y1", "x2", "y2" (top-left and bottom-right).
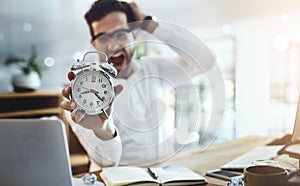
[
  {"x1": 128, "y1": 2, "x2": 146, "y2": 22},
  {"x1": 129, "y1": 2, "x2": 158, "y2": 33}
]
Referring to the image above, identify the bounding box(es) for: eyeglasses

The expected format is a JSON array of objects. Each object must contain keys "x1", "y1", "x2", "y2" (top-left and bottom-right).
[{"x1": 92, "y1": 28, "x2": 133, "y2": 47}]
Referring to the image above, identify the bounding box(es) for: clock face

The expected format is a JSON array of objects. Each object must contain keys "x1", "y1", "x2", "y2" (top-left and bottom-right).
[{"x1": 71, "y1": 70, "x2": 114, "y2": 115}]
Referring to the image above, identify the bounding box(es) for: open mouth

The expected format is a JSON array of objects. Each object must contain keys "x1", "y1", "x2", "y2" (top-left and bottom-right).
[{"x1": 108, "y1": 54, "x2": 125, "y2": 68}]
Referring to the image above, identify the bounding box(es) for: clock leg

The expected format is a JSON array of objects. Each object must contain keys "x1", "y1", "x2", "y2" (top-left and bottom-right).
[{"x1": 102, "y1": 109, "x2": 109, "y2": 119}]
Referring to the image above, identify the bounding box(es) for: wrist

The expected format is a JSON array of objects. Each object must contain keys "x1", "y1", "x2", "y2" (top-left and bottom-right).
[
  {"x1": 93, "y1": 121, "x2": 117, "y2": 141},
  {"x1": 140, "y1": 15, "x2": 158, "y2": 33}
]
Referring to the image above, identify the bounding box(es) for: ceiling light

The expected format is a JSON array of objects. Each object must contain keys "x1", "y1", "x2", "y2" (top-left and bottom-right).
[
  {"x1": 222, "y1": 24, "x2": 232, "y2": 34},
  {"x1": 23, "y1": 22, "x2": 32, "y2": 32},
  {"x1": 44, "y1": 57, "x2": 55, "y2": 67}
]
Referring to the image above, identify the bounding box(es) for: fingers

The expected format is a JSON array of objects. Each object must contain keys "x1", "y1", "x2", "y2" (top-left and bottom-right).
[
  {"x1": 68, "y1": 71, "x2": 75, "y2": 81},
  {"x1": 62, "y1": 71, "x2": 74, "y2": 100},
  {"x1": 129, "y1": 2, "x2": 138, "y2": 10},
  {"x1": 114, "y1": 84, "x2": 124, "y2": 96},
  {"x1": 128, "y1": 2, "x2": 145, "y2": 22},
  {"x1": 60, "y1": 99, "x2": 76, "y2": 112},
  {"x1": 60, "y1": 83, "x2": 75, "y2": 112},
  {"x1": 61, "y1": 86, "x2": 71, "y2": 99}
]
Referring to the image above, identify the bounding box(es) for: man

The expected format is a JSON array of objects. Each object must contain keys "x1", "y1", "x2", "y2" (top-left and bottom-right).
[{"x1": 61, "y1": 0, "x2": 216, "y2": 170}]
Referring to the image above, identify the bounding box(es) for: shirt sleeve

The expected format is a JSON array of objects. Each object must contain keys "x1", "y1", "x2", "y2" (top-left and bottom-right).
[
  {"x1": 64, "y1": 111, "x2": 122, "y2": 167},
  {"x1": 152, "y1": 22, "x2": 216, "y2": 76}
]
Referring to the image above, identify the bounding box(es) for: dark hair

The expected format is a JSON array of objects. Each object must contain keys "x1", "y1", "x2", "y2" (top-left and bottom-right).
[{"x1": 85, "y1": 0, "x2": 135, "y2": 39}]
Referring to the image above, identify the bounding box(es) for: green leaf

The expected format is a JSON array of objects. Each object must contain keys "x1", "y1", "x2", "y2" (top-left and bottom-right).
[
  {"x1": 22, "y1": 67, "x2": 30, "y2": 75},
  {"x1": 30, "y1": 61, "x2": 42, "y2": 76},
  {"x1": 4, "y1": 44, "x2": 45, "y2": 77}
]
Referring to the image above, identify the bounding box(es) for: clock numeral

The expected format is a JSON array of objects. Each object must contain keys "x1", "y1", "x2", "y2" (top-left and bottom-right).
[
  {"x1": 79, "y1": 81, "x2": 83, "y2": 85},
  {"x1": 101, "y1": 96, "x2": 105, "y2": 101},
  {"x1": 83, "y1": 99, "x2": 87, "y2": 104},
  {"x1": 92, "y1": 76, "x2": 96, "y2": 83},
  {"x1": 79, "y1": 95, "x2": 82, "y2": 98},
  {"x1": 102, "y1": 84, "x2": 107, "y2": 88},
  {"x1": 104, "y1": 90, "x2": 107, "y2": 95},
  {"x1": 99, "y1": 78, "x2": 102, "y2": 83},
  {"x1": 97, "y1": 101, "x2": 101, "y2": 105},
  {"x1": 77, "y1": 87, "x2": 81, "y2": 92},
  {"x1": 90, "y1": 102, "x2": 93, "y2": 107},
  {"x1": 85, "y1": 77, "x2": 88, "y2": 81}
]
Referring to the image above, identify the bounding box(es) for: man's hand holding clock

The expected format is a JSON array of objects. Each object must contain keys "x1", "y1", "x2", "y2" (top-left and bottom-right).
[{"x1": 60, "y1": 51, "x2": 123, "y2": 140}]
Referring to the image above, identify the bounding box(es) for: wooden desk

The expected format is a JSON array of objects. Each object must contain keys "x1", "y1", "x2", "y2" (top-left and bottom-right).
[
  {"x1": 0, "y1": 91, "x2": 63, "y2": 118},
  {"x1": 76, "y1": 136, "x2": 299, "y2": 185}
]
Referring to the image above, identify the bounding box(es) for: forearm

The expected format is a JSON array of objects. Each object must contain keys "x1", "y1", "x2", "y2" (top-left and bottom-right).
[
  {"x1": 152, "y1": 23, "x2": 216, "y2": 74},
  {"x1": 78, "y1": 114, "x2": 117, "y2": 141},
  {"x1": 66, "y1": 112, "x2": 122, "y2": 166},
  {"x1": 93, "y1": 122, "x2": 117, "y2": 141},
  {"x1": 85, "y1": 130, "x2": 122, "y2": 167}
]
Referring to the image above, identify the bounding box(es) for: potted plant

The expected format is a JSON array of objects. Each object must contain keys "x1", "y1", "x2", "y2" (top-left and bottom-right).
[{"x1": 4, "y1": 45, "x2": 44, "y2": 92}]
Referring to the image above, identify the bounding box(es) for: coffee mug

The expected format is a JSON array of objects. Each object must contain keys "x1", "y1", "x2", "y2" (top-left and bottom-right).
[{"x1": 244, "y1": 165, "x2": 288, "y2": 186}]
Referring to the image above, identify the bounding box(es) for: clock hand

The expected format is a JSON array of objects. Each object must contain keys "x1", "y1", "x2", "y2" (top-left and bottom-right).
[
  {"x1": 90, "y1": 89, "x2": 99, "y2": 94},
  {"x1": 76, "y1": 85, "x2": 90, "y2": 90},
  {"x1": 76, "y1": 85, "x2": 99, "y2": 94},
  {"x1": 80, "y1": 89, "x2": 99, "y2": 94},
  {"x1": 80, "y1": 90, "x2": 91, "y2": 94},
  {"x1": 94, "y1": 93, "x2": 104, "y2": 102}
]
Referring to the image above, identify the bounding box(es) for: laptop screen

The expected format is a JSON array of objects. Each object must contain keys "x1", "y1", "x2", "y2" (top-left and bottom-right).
[
  {"x1": 291, "y1": 95, "x2": 300, "y2": 141},
  {"x1": 0, "y1": 118, "x2": 73, "y2": 186}
]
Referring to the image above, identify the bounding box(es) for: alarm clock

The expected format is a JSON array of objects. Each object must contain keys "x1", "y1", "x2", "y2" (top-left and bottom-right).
[{"x1": 70, "y1": 51, "x2": 117, "y2": 119}]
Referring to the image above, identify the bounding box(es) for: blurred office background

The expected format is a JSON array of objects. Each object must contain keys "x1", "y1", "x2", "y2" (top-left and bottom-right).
[{"x1": 0, "y1": 0, "x2": 299, "y2": 143}]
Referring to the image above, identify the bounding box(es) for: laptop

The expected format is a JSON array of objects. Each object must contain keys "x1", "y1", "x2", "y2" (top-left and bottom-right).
[
  {"x1": 221, "y1": 94, "x2": 300, "y2": 170},
  {"x1": 0, "y1": 118, "x2": 73, "y2": 186},
  {"x1": 278, "y1": 95, "x2": 300, "y2": 157},
  {"x1": 291, "y1": 95, "x2": 300, "y2": 142}
]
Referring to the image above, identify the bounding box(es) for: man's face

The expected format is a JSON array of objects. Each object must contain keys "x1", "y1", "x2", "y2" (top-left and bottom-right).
[{"x1": 91, "y1": 12, "x2": 135, "y2": 73}]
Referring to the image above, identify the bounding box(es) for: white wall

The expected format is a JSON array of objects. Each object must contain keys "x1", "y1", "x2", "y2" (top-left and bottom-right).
[
  {"x1": 194, "y1": 13, "x2": 300, "y2": 138},
  {"x1": 234, "y1": 19, "x2": 271, "y2": 137}
]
